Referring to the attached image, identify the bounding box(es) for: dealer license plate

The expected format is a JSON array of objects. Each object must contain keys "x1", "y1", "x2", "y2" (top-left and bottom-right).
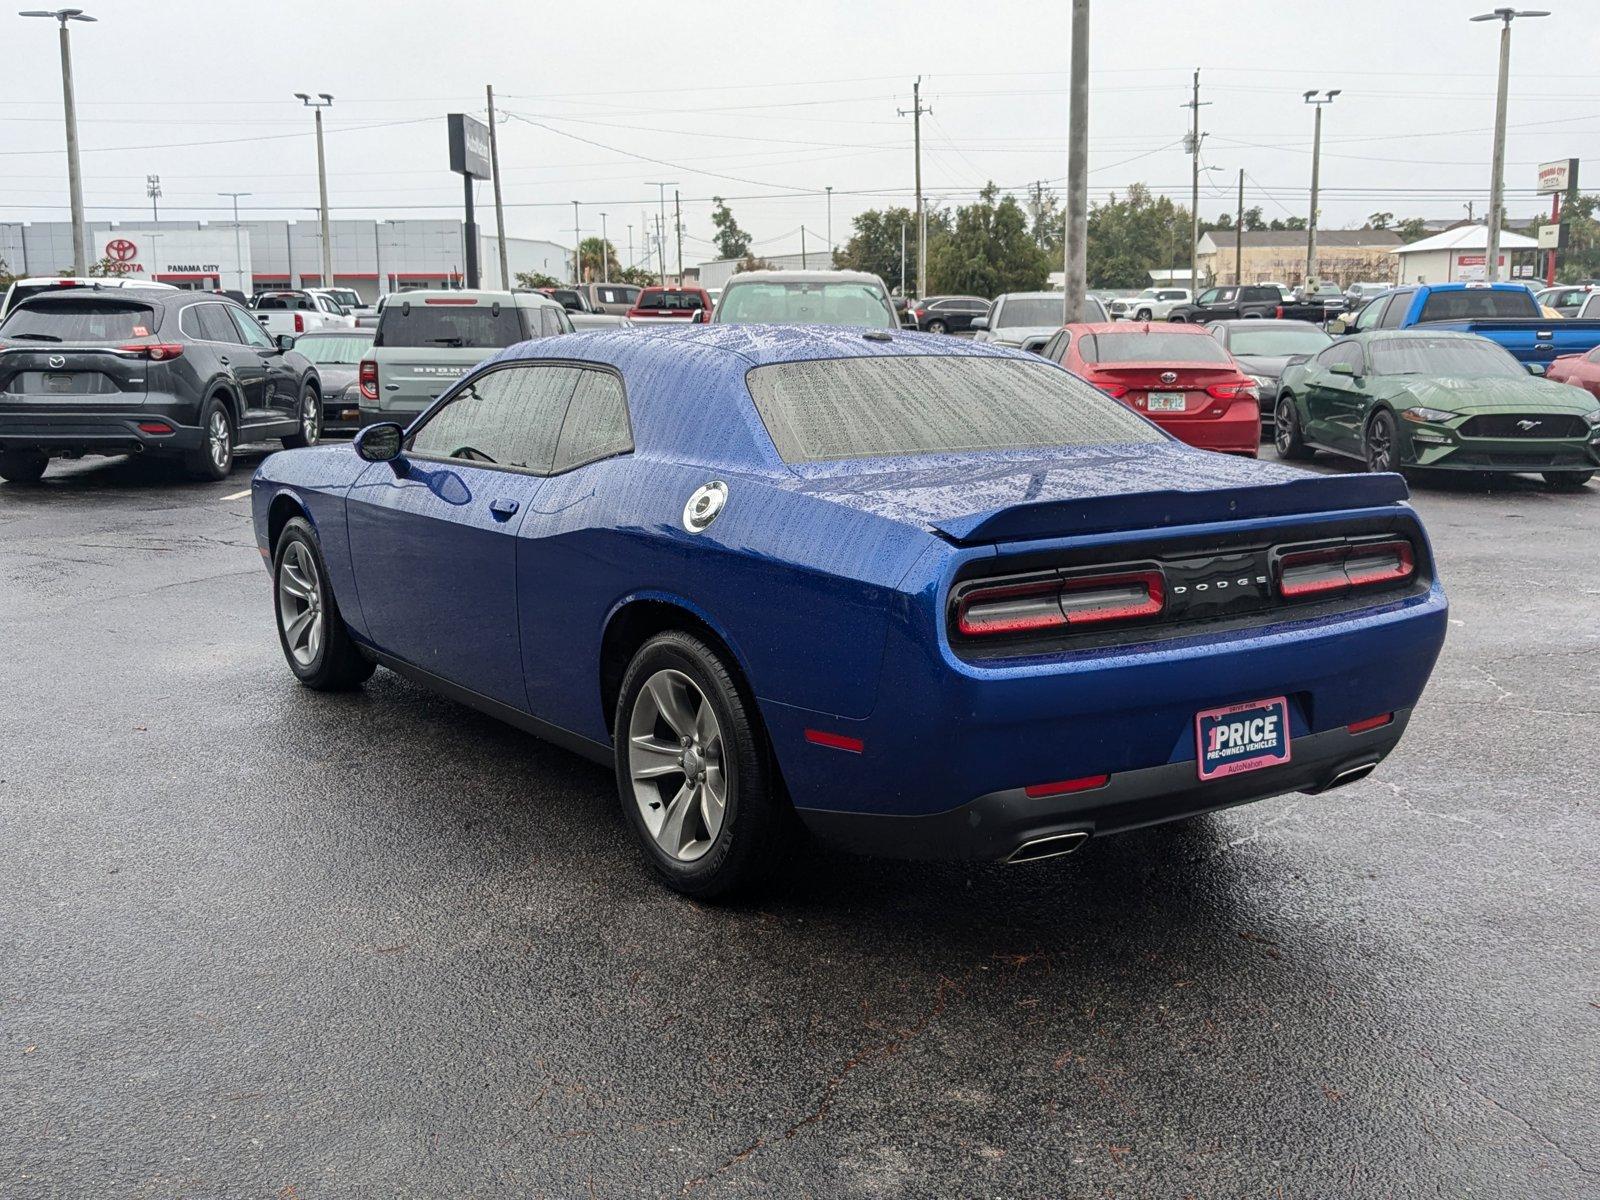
[
  {"x1": 1195, "y1": 696, "x2": 1291, "y2": 781},
  {"x1": 1146, "y1": 392, "x2": 1185, "y2": 411}
]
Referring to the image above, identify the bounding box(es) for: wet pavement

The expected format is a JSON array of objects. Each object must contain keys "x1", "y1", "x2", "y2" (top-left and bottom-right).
[{"x1": 2, "y1": 448, "x2": 1596, "y2": 1198}]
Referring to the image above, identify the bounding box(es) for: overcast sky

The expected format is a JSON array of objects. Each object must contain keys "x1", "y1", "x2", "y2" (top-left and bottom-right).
[{"x1": 4, "y1": 0, "x2": 1596, "y2": 269}]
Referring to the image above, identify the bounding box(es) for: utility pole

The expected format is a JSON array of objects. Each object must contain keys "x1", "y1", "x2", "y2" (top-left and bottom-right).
[
  {"x1": 645, "y1": 182, "x2": 676, "y2": 286},
  {"x1": 1473, "y1": 8, "x2": 1549, "y2": 282},
  {"x1": 23, "y1": 8, "x2": 94, "y2": 275},
  {"x1": 1063, "y1": 0, "x2": 1090, "y2": 323},
  {"x1": 218, "y1": 192, "x2": 250, "y2": 294},
  {"x1": 674, "y1": 189, "x2": 683, "y2": 286},
  {"x1": 295, "y1": 92, "x2": 335, "y2": 286},
  {"x1": 800, "y1": 225, "x2": 808, "y2": 270},
  {"x1": 486, "y1": 85, "x2": 509, "y2": 290},
  {"x1": 899, "y1": 220, "x2": 907, "y2": 296},
  {"x1": 1303, "y1": 89, "x2": 1340, "y2": 288},
  {"x1": 1181, "y1": 69, "x2": 1210, "y2": 297},
  {"x1": 572, "y1": 200, "x2": 581, "y2": 283},
  {"x1": 627, "y1": 223, "x2": 634, "y2": 273},
  {"x1": 1235, "y1": 168, "x2": 1245, "y2": 284},
  {"x1": 899, "y1": 78, "x2": 931, "y2": 298},
  {"x1": 599, "y1": 213, "x2": 609, "y2": 283},
  {"x1": 825, "y1": 185, "x2": 833, "y2": 260},
  {"x1": 147, "y1": 174, "x2": 161, "y2": 223}
]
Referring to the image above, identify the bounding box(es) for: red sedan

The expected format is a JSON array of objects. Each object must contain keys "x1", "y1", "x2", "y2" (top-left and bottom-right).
[
  {"x1": 1040, "y1": 322, "x2": 1260, "y2": 456},
  {"x1": 1546, "y1": 348, "x2": 1600, "y2": 400}
]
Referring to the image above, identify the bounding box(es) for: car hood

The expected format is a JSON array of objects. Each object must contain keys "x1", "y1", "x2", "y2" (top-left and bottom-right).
[
  {"x1": 782, "y1": 442, "x2": 1408, "y2": 544},
  {"x1": 988, "y1": 325, "x2": 1057, "y2": 343},
  {"x1": 1397, "y1": 376, "x2": 1600, "y2": 414},
  {"x1": 1232, "y1": 354, "x2": 1297, "y2": 379}
]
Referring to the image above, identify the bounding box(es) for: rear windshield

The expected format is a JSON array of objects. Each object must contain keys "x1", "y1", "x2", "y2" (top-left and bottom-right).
[
  {"x1": 1084, "y1": 332, "x2": 1231, "y2": 364},
  {"x1": 374, "y1": 300, "x2": 527, "y2": 348},
  {"x1": 717, "y1": 281, "x2": 892, "y2": 328},
  {"x1": 294, "y1": 333, "x2": 374, "y2": 365},
  {"x1": 636, "y1": 289, "x2": 704, "y2": 311},
  {"x1": 1368, "y1": 336, "x2": 1525, "y2": 379},
  {"x1": 256, "y1": 294, "x2": 317, "y2": 311},
  {"x1": 1224, "y1": 326, "x2": 1333, "y2": 357},
  {"x1": 746, "y1": 356, "x2": 1162, "y2": 464},
  {"x1": 995, "y1": 298, "x2": 1063, "y2": 328},
  {"x1": 1417, "y1": 288, "x2": 1539, "y2": 322},
  {"x1": 0, "y1": 299, "x2": 158, "y2": 342}
]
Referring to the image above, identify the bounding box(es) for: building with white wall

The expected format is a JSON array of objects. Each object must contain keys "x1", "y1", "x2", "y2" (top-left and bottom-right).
[
  {"x1": 0, "y1": 219, "x2": 570, "y2": 303},
  {"x1": 1391, "y1": 225, "x2": 1541, "y2": 285}
]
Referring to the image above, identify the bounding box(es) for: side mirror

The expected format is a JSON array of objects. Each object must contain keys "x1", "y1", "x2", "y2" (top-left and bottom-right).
[
  {"x1": 970, "y1": 316, "x2": 989, "y2": 331},
  {"x1": 691, "y1": 308, "x2": 708, "y2": 324},
  {"x1": 354, "y1": 422, "x2": 404, "y2": 463},
  {"x1": 274, "y1": 333, "x2": 296, "y2": 352},
  {"x1": 1526, "y1": 361, "x2": 1547, "y2": 376},
  {"x1": 1329, "y1": 362, "x2": 1357, "y2": 377}
]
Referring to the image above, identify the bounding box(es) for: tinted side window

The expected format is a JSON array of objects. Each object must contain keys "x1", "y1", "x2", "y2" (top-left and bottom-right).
[
  {"x1": 1378, "y1": 290, "x2": 1414, "y2": 329},
  {"x1": 539, "y1": 307, "x2": 561, "y2": 337},
  {"x1": 552, "y1": 369, "x2": 633, "y2": 473},
  {"x1": 229, "y1": 306, "x2": 276, "y2": 348},
  {"x1": 196, "y1": 303, "x2": 244, "y2": 343},
  {"x1": 407, "y1": 364, "x2": 580, "y2": 474},
  {"x1": 1355, "y1": 296, "x2": 1389, "y2": 332}
]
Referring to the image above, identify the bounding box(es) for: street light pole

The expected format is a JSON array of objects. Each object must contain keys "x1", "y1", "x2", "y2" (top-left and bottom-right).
[
  {"x1": 1472, "y1": 8, "x2": 1549, "y2": 282},
  {"x1": 572, "y1": 200, "x2": 581, "y2": 284},
  {"x1": 1303, "y1": 89, "x2": 1340, "y2": 288},
  {"x1": 1180, "y1": 69, "x2": 1210, "y2": 297},
  {"x1": 218, "y1": 192, "x2": 250, "y2": 295},
  {"x1": 1063, "y1": 0, "x2": 1089, "y2": 324},
  {"x1": 295, "y1": 92, "x2": 335, "y2": 287},
  {"x1": 486, "y1": 85, "x2": 510, "y2": 290},
  {"x1": 825, "y1": 185, "x2": 833, "y2": 261},
  {"x1": 22, "y1": 8, "x2": 95, "y2": 275},
  {"x1": 645, "y1": 182, "x2": 677, "y2": 287},
  {"x1": 599, "y1": 212, "x2": 609, "y2": 283}
]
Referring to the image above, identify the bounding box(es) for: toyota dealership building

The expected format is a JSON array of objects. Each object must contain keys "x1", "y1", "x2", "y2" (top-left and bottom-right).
[{"x1": 0, "y1": 218, "x2": 571, "y2": 303}]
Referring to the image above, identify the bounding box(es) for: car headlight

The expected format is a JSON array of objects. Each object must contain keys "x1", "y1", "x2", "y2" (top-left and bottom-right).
[
  {"x1": 1400, "y1": 406, "x2": 1456, "y2": 424},
  {"x1": 1247, "y1": 374, "x2": 1275, "y2": 393},
  {"x1": 1584, "y1": 408, "x2": 1600, "y2": 427}
]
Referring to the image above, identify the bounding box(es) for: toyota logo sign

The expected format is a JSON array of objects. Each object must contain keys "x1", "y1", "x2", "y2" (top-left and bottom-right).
[{"x1": 106, "y1": 238, "x2": 138, "y2": 262}]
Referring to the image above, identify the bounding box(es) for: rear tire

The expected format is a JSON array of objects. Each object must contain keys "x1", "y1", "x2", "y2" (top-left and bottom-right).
[
  {"x1": 1135, "y1": 307, "x2": 1153, "y2": 321},
  {"x1": 614, "y1": 630, "x2": 786, "y2": 899},
  {"x1": 0, "y1": 450, "x2": 48, "y2": 484},
  {"x1": 1543, "y1": 471, "x2": 1594, "y2": 491},
  {"x1": 272, "y1": 516, "x2": 375, "y2": 691},
  {"x1": 1274, "y1": 394, "x2": 1314, "y2": 460},
  {"x1": 926, "y1": 319, "x2": 947, "y2": 334},
  {"x1": 281, "y1": 383, "x2": 321, "y2": 450},
  {"x1": 184, "y1": 397, "x2": 234, "y2": 481}
]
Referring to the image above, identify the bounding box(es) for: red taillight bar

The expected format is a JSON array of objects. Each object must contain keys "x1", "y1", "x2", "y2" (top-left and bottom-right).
[
  {"x1": 424, "y1": 297, "x2": 477, "y2": 305},
  {"x1": 358, "y1": 358, "x2": 378, "y2": 402},
  {"x1": 117, "y1": 342, "x2": 184, "y2": 361},
  {"x1": 955, "y1": 569, "x2": 1164, "y2": 638},
  {"x1": 1276, "y1": 539, "x2": 1415, "y2": 599}
]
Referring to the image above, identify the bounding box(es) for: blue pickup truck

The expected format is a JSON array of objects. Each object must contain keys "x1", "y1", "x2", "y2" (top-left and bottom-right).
[{"x1": 1340, "y1": 282, "x2": 1600, "y2": 365}]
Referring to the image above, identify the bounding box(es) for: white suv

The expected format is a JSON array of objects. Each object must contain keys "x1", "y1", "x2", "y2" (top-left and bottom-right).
[{"x1": 1109, "y1": 287, "x2": 1191, "y2": 321}]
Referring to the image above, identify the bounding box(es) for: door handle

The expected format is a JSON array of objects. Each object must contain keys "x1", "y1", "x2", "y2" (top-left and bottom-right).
[
  {"x1": 490, "y1": 498, "x2": 520, "y2": 520},
  {"x1": 219, "y1": 356, "x2": 230, "y2": 366}
]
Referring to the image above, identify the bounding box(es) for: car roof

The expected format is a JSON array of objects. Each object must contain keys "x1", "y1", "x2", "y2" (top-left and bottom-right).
[
  {"x1": 17, "y1": 284, "x2": 190, "y2": 306},
  {"x1": 388, "y1": 288, "x2": 556, "y2": 308},
  {"x1": 724, "y1": 270, "x2": 884, "y2": 286},
  {"x1": 995, "y1": 291, "x2": 1065, "y2": 300},
  {"x1": 1065, "y1": 321, "x2": 1208, "y2": 334},
  {"x1": 1207, "y1": 318, "x2": 1328, "y2": 329},
  {"x1": 1348, "y1": 329, "x2": 1482, "y2": 341}
]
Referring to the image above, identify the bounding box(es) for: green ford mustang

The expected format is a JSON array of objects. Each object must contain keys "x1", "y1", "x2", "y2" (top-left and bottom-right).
[{"x1": 1274, "y1": 331, "x2": 1600, "y2": 491}]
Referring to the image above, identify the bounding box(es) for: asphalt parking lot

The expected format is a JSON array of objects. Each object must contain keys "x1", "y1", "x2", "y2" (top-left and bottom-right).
[{"x1": 2, "y1": 446, "x2": 1596, "y2": 1199}]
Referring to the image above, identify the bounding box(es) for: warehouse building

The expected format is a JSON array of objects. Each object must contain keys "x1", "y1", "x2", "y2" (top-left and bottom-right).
[{"x1": 0, "y1": 218, "x2": 571, "y2": 304}]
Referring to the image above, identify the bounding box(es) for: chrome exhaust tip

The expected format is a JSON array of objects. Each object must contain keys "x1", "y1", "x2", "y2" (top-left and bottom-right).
[
  {"x1": 1312, "y1": 762, "x2": 1378, "y2": 794},
  {"x1": 1006, "y1": 830, "x2": 1090, "y2": 865}
]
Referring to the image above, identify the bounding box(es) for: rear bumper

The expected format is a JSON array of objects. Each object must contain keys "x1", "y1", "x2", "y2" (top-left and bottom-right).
[
  {"x1": 800, "y1": 711, "x2": 1411, "y2": 861},
  {"x1": 1148, "y1": 398, "x2": 1261, "y2": 456},
  {"x1": 0, "y1": 407, "x2": 204, "y2": 455}
]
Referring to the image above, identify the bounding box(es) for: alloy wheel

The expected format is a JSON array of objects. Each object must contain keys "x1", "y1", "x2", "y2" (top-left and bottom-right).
[
  {"x1": 301, "y1": 392, "x2": 320, "y2": 445},
  {"x1": 276, "y1": 540, "x2": 325, "y2": 667},
  {"x1": 1275, "y1": 399, "x2": 1294, "y2": 455},
  {"x1": 1367, "y1": 416, "x2": 1393, "y2": 471},
  {"x1": 627, "y1": 668, "x2": 728, "y2": 862},
  {"x1": 209, "y1": 410, "x2": 231, "y2": 471}
]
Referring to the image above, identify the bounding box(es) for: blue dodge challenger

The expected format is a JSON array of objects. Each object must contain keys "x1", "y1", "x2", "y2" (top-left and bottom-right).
[{"x1": 252, "y1": 326, "x2": 1448, "y2": 896}]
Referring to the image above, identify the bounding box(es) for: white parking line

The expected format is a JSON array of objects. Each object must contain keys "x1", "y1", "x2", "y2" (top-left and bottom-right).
[{"x1": 223, "y1": 489, "x2": 251, "y2": 501}]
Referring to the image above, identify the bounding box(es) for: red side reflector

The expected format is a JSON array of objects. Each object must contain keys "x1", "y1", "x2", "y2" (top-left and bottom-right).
[
  {"x1": 804, "y1": 729, "x2": 864, "y2": 754},
  {"x1": 424, "y1": 297, "x2": 477, "y2": 305},
  {"x1": 1347, "y1": 713, "x2": 1394, "y2": 734},
  {"x1": 136, "y1": 421, "x2": 173, "y2": 434},
  {"x1": 1024, "y1": 774, "x2": 1109, "y2": 799}
]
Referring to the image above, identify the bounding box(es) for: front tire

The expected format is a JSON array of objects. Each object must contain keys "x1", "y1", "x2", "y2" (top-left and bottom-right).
[
  {"x1": 1274, "y1": 394, "x2": 1314, "y2": 460},
  {"x1": 0, "y1": 449, "x2": 49, "y2": 484},
  {"x1": 926, "y1": 319, "x2": 947, "y2": 335},
  {"x1": 1544, "y1": 471, "x2": 1594, "y2": 491},
  {"x1": 1135, "y1": 307, "x2": 1153, "y2": 321},
  {"x1": 273, "y1": 517, "x2": 375, "y2": 691},
  {"x1": 1364, "y1": 409, "x2": 1399, "y2": 473},
  {"x1": 281, "y1": 383, "x2": 321, "y2": 450},
  {"x1": 185, "y1": 398, "x2": 234, "y2": 481},
  {"x1": 614, "y1": 631, "x2": 786, "y2": 899}
]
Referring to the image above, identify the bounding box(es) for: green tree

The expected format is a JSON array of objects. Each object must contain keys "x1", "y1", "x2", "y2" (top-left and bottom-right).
[
  {"x1": 926, "y1": 183, "x2": 1051, "y2": 296},
  {"x1": 734, "y1": 253, "x2": 776, "y2": 273},
  {"x1": 1394, "y1": 217, "x2": 1429, "y2": 244},
  {"x1": 612, "y1": 264, "x2": 656, "y2": 287},
  {"x1": 1240, "y1": 206, "x2": 1266, "y2": 231},
  {"x1": 514, "y1": 270, "x2": 561, "y2": 289},
  {"x1": 1556, "y1": 191, "x2": 1600, "y2": 281},
  {"x1": 1083, "y1": 183, "x2": 1193, "y2": 289},
  {"x1": 835, "y1": 205, "x2": 918, "y2": 293},
  {"x1": 1368, "y1": 211, "x2": 1395, "y2": 231},
  {"x1": 577, "y1": 237, "x2": 619, "y2": 282},
  {"x1": 1026, "y1": 185, "x2": 1064, "y2": 253},
  {"x1": 1267, "y1": 216, "x2": 1308, "y2": 232},
  {"x1": 710, "y1": 197, "x2": 753, "y2": 261}
]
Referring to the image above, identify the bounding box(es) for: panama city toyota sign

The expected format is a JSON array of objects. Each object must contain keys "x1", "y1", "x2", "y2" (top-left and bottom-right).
[{"x1": 102, "y1": 238, "x2": 144, "y2": 275}]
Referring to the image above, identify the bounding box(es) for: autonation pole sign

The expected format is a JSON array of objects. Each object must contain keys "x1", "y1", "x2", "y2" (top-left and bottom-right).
[{"x1": 447, "y1": 113, "x2": 491, "y2": 181}]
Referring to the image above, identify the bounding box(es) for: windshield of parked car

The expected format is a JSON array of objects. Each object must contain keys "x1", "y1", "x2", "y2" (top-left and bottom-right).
[
  {"x1": 994, "y1": 298, "x2": 1063, "y2": 328},
  {"x1": 1368, "y1": 336, "x2": 1525, "y2": 378},
  {"x1": 1416, "y1": 288, "x2": 1539, "y2": 322},
  {"x1": 0, "y1": 299, "x2": 158, "y2": 342},
  {"x1": 373, "y1": 300, "x2": 526, "y2": 348},
  {"x1": 1083, "y1": 331, "x2": 1232, "y2": 364},
  {"x1": 746, "y1": 355, "x2": 1163, "y2": 463},
  {"x1": 716, "y1": 281, "x2": 893, "y2": 327},
  {"x1": 635, "y1": 288, "x2": 704, "y2": 312},
  {"x1": 1224, "y1": 326, "x2": 1333, "y2": 356},
  {"x1": 326, "y1": 289, "x2": 363, "y2": 309},
  {"x1": 294, "y1": 333, "x2": 373, "y2": 365}
]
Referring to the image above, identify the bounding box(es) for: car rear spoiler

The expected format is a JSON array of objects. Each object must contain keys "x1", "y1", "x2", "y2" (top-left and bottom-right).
[{"x1": 928, "y1": 473, "x2": 1411, "y2": 545}]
